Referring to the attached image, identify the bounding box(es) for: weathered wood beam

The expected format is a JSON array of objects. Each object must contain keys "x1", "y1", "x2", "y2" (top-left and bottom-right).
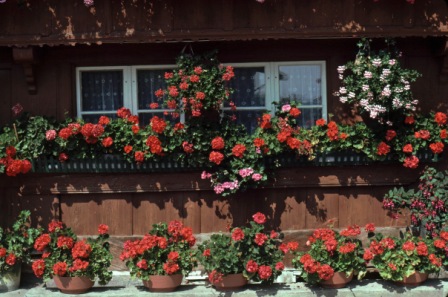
[{"x1": 12, "y1": 47, "x2": 38, "y2": 95}]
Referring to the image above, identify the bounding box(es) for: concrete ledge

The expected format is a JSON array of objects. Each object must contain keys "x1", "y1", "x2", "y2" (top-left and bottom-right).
[{"x1": 21, "y1": 278, "x2": 448, "y2": 297}]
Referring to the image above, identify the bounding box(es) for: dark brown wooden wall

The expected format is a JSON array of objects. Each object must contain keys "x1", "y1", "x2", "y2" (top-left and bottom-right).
[{"x1": 0, "y1": 38, "x2": 447, "y2": 126}]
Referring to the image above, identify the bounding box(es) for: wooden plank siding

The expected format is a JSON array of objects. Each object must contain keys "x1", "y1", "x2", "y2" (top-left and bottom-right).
[{"x1": 0, "y1": 0, "x2": 447, "y2": 47}]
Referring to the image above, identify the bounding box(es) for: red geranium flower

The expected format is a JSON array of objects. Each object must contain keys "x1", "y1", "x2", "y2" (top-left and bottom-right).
[
  {"x1": 257, "y1": 265, "x2": 272, "y2": 280},
  {"x1": 5, "y1": 253, "x2": 16, "y2": 266},
  {"x1": 231, "y1": 228, "x2": 245, "y2": 241},
  {"x1": 403, "y1": 155, "x2": 419, "y2": 169},
  {"x1": 254, "y1": 233, "x2": 268, "y2": 246},
  {"x1": 32, "y1": 259, "x2": 46, "y2": 278},
  {"x1": 98, "y1": 224, "x2": 109, "y2": 235},
  {"x1": 275, "y1": 262, "x2": 285, "y2": 271},
  {"x1": 317, "y1": 264, "x2": 334, "y2": 280},
  {"x1": 429, "y1": 142, "x2": 444, "y2": 154},
  {"x1": 209, "y1": 151, "x2": 224, "y2": 165},
  {"x1": 435, "y1": 112, "x2": 447, "y2": 125},
  {"x1": 252, "y1": 212, "x2": 266, "y2": 224},
  {"x1": 402, "y1": 144, "x2": 413, "y2": 153},
  {"x1": 211, "y1": 137, "x2": 225, "y2": 150},
  {"x1": 364, "y1": 223, "x2": 375, "y2": 233},
  {"x1": 53, "y1": 262, "x2": 67, "y2": 276},
  {"x1": 246, "y1": 260, "x2": 259, "y2": 273},
  {"x1": 232, "y1": 144, "x2": 246, "y2": 158},
  {"x1": 376, "y1": 142, "x2": 390, "y2": 156},
  {"x1": 101, "y1": 137, "x2": 113, "y2": 148}
]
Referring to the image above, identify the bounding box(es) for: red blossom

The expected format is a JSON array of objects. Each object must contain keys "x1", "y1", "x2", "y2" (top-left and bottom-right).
[
  {"x1": 211, "y1": 137, "x2": 225, "y2": 150},
  {"x1": 48, "y1": 221, "x2": 64, "y2": 232},
  {"x1": 254, "y1": 233, "x2": 268, "y2": 246},
  {"x1": 209, "y1": 151, "x2": 224, "y2": 165},
  {"x1": 404, "y1": 116, "x2": 415, "y2": 124},
  {"x1": 364, "y1": 223, "x2": 375, "y2": 233},
  {"x1": 117, "y1": 107, "x2": 132, "y2": 119},
  {"x1": 232, "y1": 144, "x2": 246, "y2": 158},
  {"x1": 98, "y1": 116, "x2": 110, "y2": 125},
  {"x1": 403, "y1": 144, "x2": 413, "y2": 153},
  {"x1": 150, "y1": 116, "x2": 167, "y2": 134},
  {"x1": 252, "y1": 212, "x2": 266, "y2": 224},
  {"x1": 246, "y1": 260, "x2": 259, "y2": 273},
  {"x1": 5, "y1": 254, "x2": 16, "y2": 266},
  {"x1": 34, "y1": 234, "x2": 51, "y2": 252},
  {"x1": 435, "y1": 112, "x2": 447, "y2": 125},
  {"x1": 316, "y1": 118, "x2": 326, "y2": 126},
  {"x1": 376, "y1": 142, "x2": 390, "y2": 156},
  {"x1": 257, "y1": 265, "x2": 272, "y2": 280},
  {"x1": 124, "y1": 145, "x2": 133, "y2": 154},
  {"x1": 0, "y1": 248, "x2": 6, "y2": 258},
  {"x1": 32, "y1": 259, "x2": 45, "y2": 278},
  {"x1": 317, "y1": 264, "x2": 334, "y2": 280},
  {"x1": 72, "y1": 240, "x2": 92, "y2": 259},
  {"x1": 98, "y1": 224, "x2": 109, "y2": 235},
  {"x1": 231, "y1": 228, "x2": 245, "y2": 241},
  {"x1": 289, "y1": 107, "x2": 301, "y2": 117},
  {"x1": 385, "y1": 130, "x2": 397, "y2": 141},
  {"x1": 163, "y1": 262, "x2": 179, "y2": 275},
  {"x1": 403, "y1": 155, "x2": 419, "y2": 169},
  {"x1": 429, "y1": 142, "x2": 444, "y2": 154},
  {"x1": 134, "y1": 151, "x2": 144, "y2": 163},
  {"x1": 102, "y1": 137, "x2": 113, "y2": 148},
  {"x1": 275, "y1": 262, "x2": 285, "y2": 271},
  {"x1": 53, "y1": 262, "x2": 67, "y2": 276},
  {"x1": 253, "y1": 138, "x2": 265, "y2": 148}
]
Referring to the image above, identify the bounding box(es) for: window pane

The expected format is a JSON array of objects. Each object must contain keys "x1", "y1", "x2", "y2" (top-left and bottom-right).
[
  {"x1": 227, "y1": 67, "x2": 266, "y2": 107},
  {"x1": 225, "y1": 110, "x2": 265, "y2": 133},
  {"x1": 278, "y1": 65, "x2": 322, "y2": 106},
  {"x1": 82, "y1": 113, "x2": 118, "y2": 123},
  {"x1": 295, "y1": 107, "x2": 323, "y2": 128},
  {"x1": 137, "y1": 69, "x2": 169, "y2": 110},
  {"x1": 81, "y1": 71, "x2": 123, "y2": 112}
]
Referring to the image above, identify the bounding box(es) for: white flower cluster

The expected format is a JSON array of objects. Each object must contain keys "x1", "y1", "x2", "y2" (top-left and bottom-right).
[{"x1": 335, "y1": 41, "x2": 420, "y2": 124}]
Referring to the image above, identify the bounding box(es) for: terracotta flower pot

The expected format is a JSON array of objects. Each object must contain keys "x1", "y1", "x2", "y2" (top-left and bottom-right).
[
  {"x1": 142, "y1": 274, "x2": 183, "y2": 292},
  {"x1": 0, "y1": 263, "x2": 21, "y2": 292},
  {"x1": 395, "y1": 271, "x2": 428, "y2": 286},
  {"x1": 320, "y1": 271, "x2": 353, "y2": 289},
  {"x1": 53, "y1": 275, "x2": 94, "y2": 294},
  {"x1": 213, "y1": 273, "x2": 247, "y2": 291}
]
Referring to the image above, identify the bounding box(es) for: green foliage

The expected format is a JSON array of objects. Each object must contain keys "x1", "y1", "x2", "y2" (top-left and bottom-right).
[
  {"x1": 0, "y1": 210, "x2": 42, "y2": 274},
  {"x1": 120, "y1": 221, "x2": 198, "y2": 279},
  {"x1": 383, "y1": 167, "x2": 448, "y2": 236}
]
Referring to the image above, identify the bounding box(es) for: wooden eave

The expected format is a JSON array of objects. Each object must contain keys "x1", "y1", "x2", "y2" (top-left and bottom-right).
[{"x1": 0, "y1": 0, "x2": 447, "y2": 47}]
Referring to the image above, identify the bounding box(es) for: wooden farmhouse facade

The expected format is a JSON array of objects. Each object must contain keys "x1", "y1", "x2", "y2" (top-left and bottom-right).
[{"x1": 0, "y1": 0, "x2": 448, "y2": 269}]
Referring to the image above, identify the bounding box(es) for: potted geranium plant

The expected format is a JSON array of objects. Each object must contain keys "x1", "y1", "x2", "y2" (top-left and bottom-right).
[
  {"x1": 198, "y1": 212, "x2": 299, "y2": 291},
  {"x1": 0, "y1": 210, "x2": 41, "y2": 292},
  {"x1": 364, "y1": 230, "x2": 442, "y2": 285},
  {"x1": 292, "y1": 225, "x2": 366, "y2": 288},
  {"x1": 31, "y1": 221, "x2": 113, "y2": 294},
  {"x1": 120, "y1": 220, "x2": 198, "y2": 292}
]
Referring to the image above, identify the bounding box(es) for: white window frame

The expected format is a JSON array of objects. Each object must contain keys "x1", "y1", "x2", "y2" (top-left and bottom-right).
[
  {"x1": 76, "y1": 66, "x2": 132, "y2": 119},
  {"x1": 272, "y1": 61, "x2": 327, "y2": 119},
  {"x1": 76, "y1": 61, "x2": 327, "y2": 122}
]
